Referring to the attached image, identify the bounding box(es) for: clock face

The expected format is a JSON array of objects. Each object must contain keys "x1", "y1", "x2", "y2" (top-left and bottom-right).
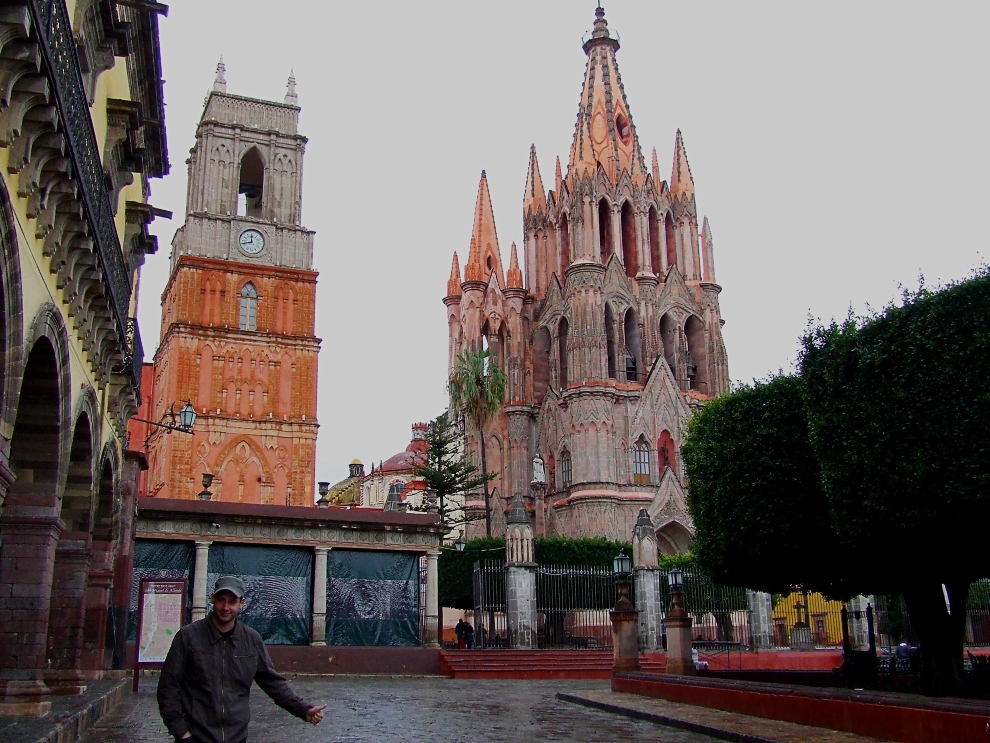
[{"x1": 239, "y1": 229, "x2": 265, "y2": 255}]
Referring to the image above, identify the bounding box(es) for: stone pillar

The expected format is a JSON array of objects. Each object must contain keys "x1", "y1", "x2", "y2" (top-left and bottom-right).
[
  {"x1": 310, "y1": 547, "x2": 329, "y2": 645},
  {"x1": 632, "y1": 509, "x2": 661, "y2": 652},
  {"x1": 504, "y1": 494, "x2": 537, "y2": 649},
  {"x1": 0, "y1": 494, "x2": 63, "y2": 716},
  {"x1": 747, "y1": 590, "x2": 774, "y2": 650},
  {"x1": 424, "y1": 550, "x2": 440, "y2": 648},
  {"x1": 192, "y1": 540, "x2": 212, "y2": 621},
  {"x1": 849, "y1": 595, "x2": 874, "y2": 650},
  {"x1": 79, "y1": 541, "x2": 115, "y2": 674},
  {"x1": 664, "y1": 585, "x2": 695, "y2": 676},
  {"x1": 111, "y1": 450, "x2": 146, "y2": 671},
  {"x1": 44, "y1": 536, "x2": 91, "y2": 694},
  {"x1": 611, "y1": 587, "x2": 639, "y2": 672}
]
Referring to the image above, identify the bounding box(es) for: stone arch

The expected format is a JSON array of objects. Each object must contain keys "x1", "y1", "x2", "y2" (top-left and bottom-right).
[
  {"x1": 647, "y1": 205, "x2": 662, "y2": 275},
  {"x1": 215, "y1": 438, "x2": 269, "y2": 504},
  {"x1": 0, "y1": 173, "x2": 22, "y2": 461},
  {"x1": 684, "y1": 314, "x2": 709, "y2": 394},
  {"x1": 620, "y1": 200, "x2": 637, "y2": 277},
  {"x1": 92, "y1": 442, "x2": 121, "y2": 543},
  {"x1": 9, "y1": 305, "x2": 73, "y2": 500},
  {"x1": 598, "y1": 197, "x2": 613, "y2": 264},
  {"x1": 664, "y1": 212, "x2": 677, "y2": 269},
  {"x1": 557, "y1": 317, "x2": 569, "y2": 389},
  {"x1": 624, "y1": 307, "x2": 642, "y2": 382},
  {"x1": 558, "y1": 212, "x2": 570, "y2": 274},
  {"x1": 532, "y1": 325, "x2": 551, "y2": 405},
  {"x1": 659, "y1": 311, "x2": 678, "y2": 378},
  {"x1": 237, "y1": 146, "x2": 265, "y2": 218},
  {"x1": 658, "y1": 429, "x2": 677, "y2": 476},
  {"x1": 656, "y1": 519, "x2": 693, "y2": 556},
  {"x1": 201, "y1": 273, "x2": 222, "y2": 326},
  {"x1": 604, "y1": 302, "x2": 617, "y2": 379},
  {"x1": 238, "y1": 281, "x2": 258, "y2": 332},
  {"x1": 61, "y1": 409, "x2": 95, "y2": 533}
]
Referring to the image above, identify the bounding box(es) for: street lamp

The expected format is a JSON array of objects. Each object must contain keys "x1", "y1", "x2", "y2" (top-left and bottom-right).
[
  {"x1": 132, "y1": 400, "x2": 198, "y2": 439},
  {"x1": 197, "y1": 472, "x2": 214, "y2": 501},
  {"x1": 613, "y1": 548, "x2": 632, "y2": 577},
  {"x1": 316, "y1": 482, "x2": 330, "y2": 508},
  {"x1": 613, "y1": 548, "x2": 632, "y2": 604},
  {"x1": 454, "y1": 533, "x2": 467, "y2": 552},
  {"x1": 668, "y1": 567, "x2": 685, "y2": 609}
]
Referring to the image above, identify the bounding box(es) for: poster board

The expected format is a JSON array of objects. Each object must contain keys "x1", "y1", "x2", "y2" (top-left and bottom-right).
[{"x1": 134, "y1": 578, "x2": 186, "y2": 691}]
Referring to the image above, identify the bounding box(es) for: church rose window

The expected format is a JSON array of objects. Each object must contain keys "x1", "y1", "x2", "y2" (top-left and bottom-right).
[
  {"x1": 632, "y1": 436, "x2": 650, "y2": 485},
  {"x1": 239, "y1": 282, "x2": 258, "y2": 331}
]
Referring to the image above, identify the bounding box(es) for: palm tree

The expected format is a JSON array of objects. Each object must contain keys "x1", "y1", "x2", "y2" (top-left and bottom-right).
[{"x1": 448, "y1": 347, "x2": 507, "y2": 537}]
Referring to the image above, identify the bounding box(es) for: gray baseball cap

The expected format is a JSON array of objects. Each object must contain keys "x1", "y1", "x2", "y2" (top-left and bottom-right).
[{"x1": 213, "y1": 576, "x2": 246, "y2": 598}]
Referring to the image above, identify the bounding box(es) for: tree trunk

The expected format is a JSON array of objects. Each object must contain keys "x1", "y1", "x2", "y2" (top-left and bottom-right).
[
  {"x1": 480, "y1": 431, "x2": 491, "y2": 537},
  {"x1": 903, "y1": 579, "x2": 970, "y2": 696}
]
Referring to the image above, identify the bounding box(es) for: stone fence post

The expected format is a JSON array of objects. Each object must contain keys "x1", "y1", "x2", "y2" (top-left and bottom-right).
[
  {"x1": 192, "y1": 540, "x2": 212, "y2": 621},
  {"x1": 631, "y1": 509, "x2": 662, "y2": 652},
  {"x1": 747, "y1": 590, "x2": 774, "y2": 649},
  {"x1": 504, "y1": 494, "x2": 537, "y2": 649},
  {"x1": 311, "y1": 547, "x2": 329, "y2": 645}
]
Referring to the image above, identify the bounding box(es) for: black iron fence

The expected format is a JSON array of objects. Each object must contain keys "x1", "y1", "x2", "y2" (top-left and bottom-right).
[{"x1": 469, "y1": 564, "x2": 990, "y2": 653}]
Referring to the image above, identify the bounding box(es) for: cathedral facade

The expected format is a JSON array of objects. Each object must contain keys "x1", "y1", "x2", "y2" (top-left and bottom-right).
[
  {"x1": 143, "y1": 64, "x2": 320, "y2": 506},
  {"x1": 444, "y1": 7, "x2": 729, "y2": 549}
]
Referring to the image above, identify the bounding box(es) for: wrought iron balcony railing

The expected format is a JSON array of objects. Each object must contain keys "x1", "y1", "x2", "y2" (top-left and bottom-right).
[
  {"x1": 28, "y1": 0, "x2": 131, "y2": 340},
  {"x1": 126, "y1": 317, "x2": 145, "y2": 401}
]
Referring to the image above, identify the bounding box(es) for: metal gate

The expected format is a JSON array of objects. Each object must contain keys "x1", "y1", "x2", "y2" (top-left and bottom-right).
[{"x1": 472, "y1": 561, "x2": 621, "y2": 649}]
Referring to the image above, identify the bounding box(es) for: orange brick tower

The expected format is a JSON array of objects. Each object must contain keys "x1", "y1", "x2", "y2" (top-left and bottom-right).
[{"x1": 145, "y1": 64, "x2": 320, "y2": 506}]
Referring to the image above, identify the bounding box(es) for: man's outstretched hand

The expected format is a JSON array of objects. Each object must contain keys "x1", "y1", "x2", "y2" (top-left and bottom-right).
[{"x1": 306, "y1": 704, "x2": 326, "y2": 725}]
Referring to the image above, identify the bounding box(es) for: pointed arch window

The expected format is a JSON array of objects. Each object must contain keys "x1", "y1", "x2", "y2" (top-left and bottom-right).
[
  {"x1": 632, "y1": 436, "x2": 651, "y2": 485},
  {"x1": 239, "y1": 282, "x2": 258, "y2": 331},
  {"x1": 559, "y1": 448, "x2": 572, "y2": 488}
]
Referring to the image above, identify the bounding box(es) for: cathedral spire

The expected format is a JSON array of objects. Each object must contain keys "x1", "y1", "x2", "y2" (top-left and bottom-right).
[
  {"x1": 464, "y1": 170, "x2": 504, "y2": 287},
  {"x1": 284, "y1": 69, "x2": 298, "y2": 105},
  {"x1": 670, "y1": 129, "x2": 695, "y2": 199},
  {"x1": 523, "y1": 145, "x2": 547, "y2": 216},
  {"x1": 213, "y1": 56, "x2": 227, "y2": 93},
  {"x1": 554, "y1": 156, "x2": 563, "y2": 195},
  {"x1": 506, "y1": 242, "x2": 524, "y2": 289},
  {"x1": 447, "y1": 252, "x2": 463, "y2": 297},
  {"x1": 567, "y1": 4, "x2": 647, "y2": 186},
  {"x1": 651, "y1": 147, "x2": 662, "y2": 188}
]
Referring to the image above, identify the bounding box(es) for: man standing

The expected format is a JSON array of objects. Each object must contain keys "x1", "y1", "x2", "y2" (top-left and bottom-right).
[{"x1": 158, "y1": 576, "x2": 326, "y2": 742}]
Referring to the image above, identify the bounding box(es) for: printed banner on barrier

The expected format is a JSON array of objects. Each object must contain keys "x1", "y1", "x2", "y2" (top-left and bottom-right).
[{"x1": 137, "y1": 579, "x2": 186, "y2": 663}]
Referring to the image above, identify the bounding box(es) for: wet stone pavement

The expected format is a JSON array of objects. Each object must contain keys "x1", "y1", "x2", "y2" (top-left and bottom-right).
[{"x1": 82, "y1": 677, "x2": 720, "y2": 742}]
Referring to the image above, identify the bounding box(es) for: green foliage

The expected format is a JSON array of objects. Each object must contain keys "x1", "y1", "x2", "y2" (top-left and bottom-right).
[
  {"x1": 410, "y1": 412, "x2": 489, "y2": 529},
  {"x1": 682, "y1": 375, "x2": 840, "y2": 594},
  {"x1": 799, "y1": 270, "x2": 990, "y2": 590},
  {"x1": 448, "y1": 348, "x2": 508, "y2": 537}
]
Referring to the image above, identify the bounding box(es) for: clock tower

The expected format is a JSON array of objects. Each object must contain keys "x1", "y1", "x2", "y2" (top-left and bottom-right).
[{"x1": 146, "y1": 63, "x2": 321, "y2": 506}]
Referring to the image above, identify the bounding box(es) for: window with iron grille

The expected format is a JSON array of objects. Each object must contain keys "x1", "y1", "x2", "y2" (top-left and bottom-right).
[
  {"x1": 559, "y1": 449, "x2": 572, "y2": 488},
  {"x1": 239, "y1": 282, "x2": 258, "y2": 331},
  {"x1": 632, "y1": 436, "x2": 651, "y2": 485}
]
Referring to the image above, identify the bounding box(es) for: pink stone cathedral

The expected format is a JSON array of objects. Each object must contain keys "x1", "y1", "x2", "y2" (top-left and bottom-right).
[{"x1": 443, "y1": 6, "x2": 729, "y2": 551}]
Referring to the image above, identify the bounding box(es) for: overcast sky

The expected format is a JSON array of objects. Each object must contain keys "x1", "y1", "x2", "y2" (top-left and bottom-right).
[{"x1": 139, "y1": 1, "x2": 988, "y2": 492}]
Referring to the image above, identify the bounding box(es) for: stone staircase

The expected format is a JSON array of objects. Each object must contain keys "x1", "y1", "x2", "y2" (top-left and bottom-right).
[{"x1": 440, "y1": 650, "x2": 668, "y2": 679}]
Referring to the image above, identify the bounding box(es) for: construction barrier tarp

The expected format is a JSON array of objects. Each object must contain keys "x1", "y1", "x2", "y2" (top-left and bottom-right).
[
  {"x1": 326, "y1": 550, "x2": 419, "y2": 646},
  {"x1": 128, "y1": 539, "x2": 195, "y2": 641},
  {"x1": 207, "y1": 543, "x2": 312, "y2": 645}
]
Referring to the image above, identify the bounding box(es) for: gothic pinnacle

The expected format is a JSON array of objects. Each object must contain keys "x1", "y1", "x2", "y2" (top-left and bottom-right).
[
  {"x1": 524, "y1": 145, "x2": 547, "y2": 215},
  {"x1": 447, "y1": 252, "x2": 463, "y2": 297},
  {"x1": 285, "y1": 69, "x2": 298, "y2": 105},
  {"x1": 507, "y1": 242, "x2": 523, "y2": 289},
  {"x1": 213, "y1": 56, "x2": 227, "y2": 93},
  {"x1": 670, "y1": 129, "x2": 695, "y2": 199}
]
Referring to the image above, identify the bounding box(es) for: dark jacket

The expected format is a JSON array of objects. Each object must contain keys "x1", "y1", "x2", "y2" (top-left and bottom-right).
[{"x1": 158, "y1": 616, "x2": 312, "y2": 743}]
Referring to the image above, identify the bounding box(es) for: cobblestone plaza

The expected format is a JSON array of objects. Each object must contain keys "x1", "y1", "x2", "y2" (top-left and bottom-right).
[{"x1": 82, "y1": 678, "x2": 718, "y2": 742}]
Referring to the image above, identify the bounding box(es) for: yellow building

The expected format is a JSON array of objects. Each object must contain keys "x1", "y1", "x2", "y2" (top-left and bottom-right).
[
  {"x1": 772, "y1": 591, "x2": 845, "y2": 648},
  {"x1": 0, "y1": 0, "x2": 168, "y2": 715}
]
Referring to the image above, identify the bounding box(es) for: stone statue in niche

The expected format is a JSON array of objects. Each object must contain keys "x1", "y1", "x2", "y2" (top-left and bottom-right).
[{"x1": 531, "y1": 455, "x2": 545, "y2": 486}]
